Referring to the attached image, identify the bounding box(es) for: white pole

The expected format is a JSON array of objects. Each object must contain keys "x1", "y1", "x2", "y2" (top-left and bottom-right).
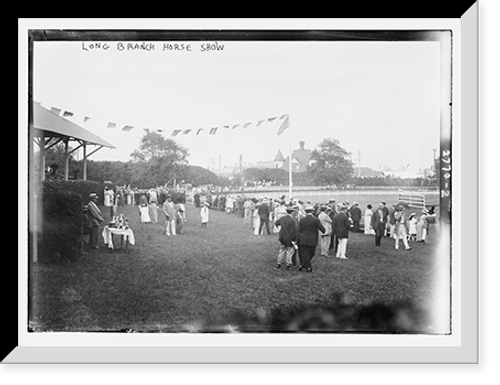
[{"x1": 288, "y1": 115, "x2": 292, "y2": 199}]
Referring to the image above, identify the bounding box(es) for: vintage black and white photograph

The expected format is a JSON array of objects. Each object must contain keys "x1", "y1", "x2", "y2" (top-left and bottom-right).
[{"x1": 26, "y1": 29, "x2": 452, "y2": 335}]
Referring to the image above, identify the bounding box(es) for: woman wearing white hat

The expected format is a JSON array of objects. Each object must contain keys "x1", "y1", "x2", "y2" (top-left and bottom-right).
[
  {"x1": 394, "y1": 205, "x2": 412, "y2": 251},
  {"x1": 416, "y1": 208, "x2": 429, "y2": 242},
  {"x1": 200, "y1": 202, "x2": 210, "y2": 228}
]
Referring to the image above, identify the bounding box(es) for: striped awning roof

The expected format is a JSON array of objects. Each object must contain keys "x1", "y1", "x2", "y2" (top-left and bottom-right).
[{"x1": 32, "y1": 103, "x2": 115, "y2": 148}]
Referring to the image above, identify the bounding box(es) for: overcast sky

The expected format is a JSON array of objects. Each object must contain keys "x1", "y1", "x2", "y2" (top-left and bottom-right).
[{"x1": 33, "y1": 39, "x2": 441, "y2": 172}]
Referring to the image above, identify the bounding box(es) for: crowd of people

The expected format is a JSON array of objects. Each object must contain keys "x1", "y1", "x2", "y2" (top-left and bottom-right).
[
  {"x1": 86, "y1": 185, "x2": 438, "y2": 274},
  {"x1": 195, "y1": 193, "x2": 438, "y2": 273}
]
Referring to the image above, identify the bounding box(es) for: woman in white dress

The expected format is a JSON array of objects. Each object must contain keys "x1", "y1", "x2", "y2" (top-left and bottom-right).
[
  {"x1": 139, "y1": 194, "x2": 151, "y2": 223},
  {"x1": 408, "y1": 213, "x2": 418, "y2": 241},
  {"x1": 416, "y1": 209, "x2": 429, "y2": 242},
  {"x1": 364, "y1": 204, "x2": 375, "y2": 235},
  {"x1": 253, "y1": 200, "x2": 261, "y2": 235}
]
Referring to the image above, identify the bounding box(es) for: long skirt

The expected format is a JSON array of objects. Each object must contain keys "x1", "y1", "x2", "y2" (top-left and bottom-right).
[
  {"x1": 139, "y1": 206, "x2": 150, "y2": 223},
  {"x1": 364, "y1": 217, "x2": 375, "y2": 234},
  {"x1": 416, "y1": 222, "x2": 427, "y2": 241},
  {"x1": 148, "y1": 202, "x2": 158, "y2": 223},
  {"x1": 254, "y1": 217, "x2": 260, "y2": 235}
]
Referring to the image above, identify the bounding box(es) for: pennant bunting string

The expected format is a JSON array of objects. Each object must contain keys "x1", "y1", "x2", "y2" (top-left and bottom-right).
[
  {"x1": 36, "y1": 102, "x2": 289, "y2": 138},
  {"x1": 50, "y1": 107, "x2": 61, "y2": 115}
]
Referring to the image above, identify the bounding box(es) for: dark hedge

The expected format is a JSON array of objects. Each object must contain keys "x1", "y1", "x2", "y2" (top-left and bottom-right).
[
  {"x1": 37, "y1": 184, "x2": 84, "y2": 263},
  {"x1": 43, "y1": 180, "x2": 116, "y2": 206}
]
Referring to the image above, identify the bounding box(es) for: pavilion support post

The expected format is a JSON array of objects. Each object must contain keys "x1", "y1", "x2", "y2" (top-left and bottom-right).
[
  {"x1": 64, "y1": 138, "x2": 70, "y2": 181},
  {"x1": 39, "y1": 132, "x2": 45, "y2": 181},
  {"x1": 82, "y1": 142, "x2": 87, "y2": 180}
]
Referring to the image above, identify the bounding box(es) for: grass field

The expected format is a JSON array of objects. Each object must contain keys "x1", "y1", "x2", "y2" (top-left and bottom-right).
[{"x1": 30, "y1": 195, "x2": 445, "y2": 334}]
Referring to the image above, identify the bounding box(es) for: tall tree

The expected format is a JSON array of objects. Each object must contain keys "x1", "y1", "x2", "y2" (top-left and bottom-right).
[
  {"x1": 129, "y1": 131, "x2": 189, "y2": 187},
  {"x1": 308, "y1": 138, "x2": 354, "y2": 186}
]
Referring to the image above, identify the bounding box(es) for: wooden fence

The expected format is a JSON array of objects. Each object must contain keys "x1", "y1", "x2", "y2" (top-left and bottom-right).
[{"x1": 397, "y1": 189, "x2": 439, "y2": 209}]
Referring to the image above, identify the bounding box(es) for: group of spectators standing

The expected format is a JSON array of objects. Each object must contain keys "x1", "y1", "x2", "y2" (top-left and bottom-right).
[
  {"x1": 212, "y1": 195, "x2": 439, "y2": 274},
  {"x1": 88, "y1": 185, "x2": 438, "y2": 273},
  {"x1": 100, "y1": 185, "x2": 189, "y2": 236}
]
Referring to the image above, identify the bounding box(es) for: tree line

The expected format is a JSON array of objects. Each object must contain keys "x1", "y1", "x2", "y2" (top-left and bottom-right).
[{"x1": 41, "y1": 132, "x2": 436, "y2": 189}]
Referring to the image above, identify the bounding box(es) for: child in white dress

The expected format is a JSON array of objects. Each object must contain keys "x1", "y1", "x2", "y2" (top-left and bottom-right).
[
  {"x1": 200, "y1": 202, "x2": 209, "y2": 228},
  {"x1": 408, "y1": 213, "x2": 418, "y2": 241}
]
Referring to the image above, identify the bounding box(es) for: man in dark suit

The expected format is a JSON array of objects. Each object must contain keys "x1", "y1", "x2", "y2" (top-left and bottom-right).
[
  {"x1": 275, "y1": 206, "x2": 299, "y2": 269},
  {"x1": 381, "y1": 201, "x2": 390, "y2": 236},
  {"x1": 298, "y1": 205, "x2": 326, "y2": 273},
  {"x1": 371, "y1": 203, "x2": 388, "y2": 247},
  {"x1": 257, "y1": 199, "x2": 271, "y2": 235},
  {"x1": 333, "y1": 205, "x2": 351, "y2": 259},
  {"x1": 349, "y1": 202, "x2": 362, "y2": 233},
  {"x1": 327, "y1": 201, "x2": 338, "y2": 253}
]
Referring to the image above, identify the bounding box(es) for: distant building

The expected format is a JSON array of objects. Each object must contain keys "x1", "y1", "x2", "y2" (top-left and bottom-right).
[
  {"x1": 281, "y1": 141, "x2": 313, "y2": 172},
  {"x1": 253, "y1": 141, "x2": 314, "y2": 172},
  {"x1": 255, "y1": 160, "x2": 276, "y2": 169},
  {"x1": 214, "y1": 165, "x2": 239, "y2": 177},
  {"x1": 355, "y1": 167, "x2": 385, "y2": 178}
]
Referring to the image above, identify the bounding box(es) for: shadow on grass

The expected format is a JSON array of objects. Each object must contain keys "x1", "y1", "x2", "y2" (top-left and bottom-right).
[
  {"x1": 107, "y1": 294, "x2": 434, "y2": 334},
  {"x1": 192, "y1": 294, "x2": 432, "y2": 334}
]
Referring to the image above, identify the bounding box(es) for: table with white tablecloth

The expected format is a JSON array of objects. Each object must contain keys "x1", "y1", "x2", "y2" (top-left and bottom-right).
[{"x1": 102, "y1": 226, "x2": 135, "y2": 251}]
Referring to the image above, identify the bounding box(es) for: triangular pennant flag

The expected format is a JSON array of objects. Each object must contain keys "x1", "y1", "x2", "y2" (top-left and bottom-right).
[
  {"x1": 257, "y1": 119, "x2": 265, "y2": 126},
  {"x1": 122, "y1": 125, "x2": 134, "y2": 132},
  {"x1": 267, "y1": 116, "x2": 277, "y2": 122},
  {"x1": 83, "y1": 116, "x2": 91, "y2": 123},
  {"x1": 63, "y1": 111, "x2": 74, "y2": 117},
  {"x1": 144, "y1": 128, "x2": 150, "y2": 133},
  {"x1": 196, "y1": 128, "x2": 204, "y2": 135},
  {"x1": 209, "y1": 127, "x2": 219, "y2": 135},
  {"x1": 232, "y1": 124, "x2": 239, "y2": 129},
  {"x1": 279, "y1": 114, "x2": 288, "y2": 120},
  {"x1": 107, "y1": 122, "x2": 116, "y2": 129},
  {"x1": 243, "y1": 122, "x2": 251, "y2": 129},
  {"x1": 277, "y1": 115, "x2": 290, "y2": 136},
  {"x1": 157, "y1": 129, "x2": 163, "y2": 133},
  {"x1": 223, "y1": 125, "x2": 230, "y2": 129},
  {"x1": 171, "y1": 129, "x2": 182, "y2": 137},
  {"x1": 182, "y1": 129, "x2": 192, "y2": 135},
  {"x1": 50, "y1": 107, "x2": 61, "y2": 115}
]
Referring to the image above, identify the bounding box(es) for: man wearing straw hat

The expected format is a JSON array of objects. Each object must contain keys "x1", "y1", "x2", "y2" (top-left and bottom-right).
[
  {"x1": 371, "y1": 203, "x2": 388, "y2": 247},
  {"x1": 275, "y1": 205, "x2": 299, "y2": 269},
  {"x1": 298, "y1": 205, "x2": 326, "y2": 273},
  {"x1": 87, "y1": 192, "x2": 104, "y2": 249},
  {"x1": 257, "y1": 198, "x2": 271, "y2": 235}
]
